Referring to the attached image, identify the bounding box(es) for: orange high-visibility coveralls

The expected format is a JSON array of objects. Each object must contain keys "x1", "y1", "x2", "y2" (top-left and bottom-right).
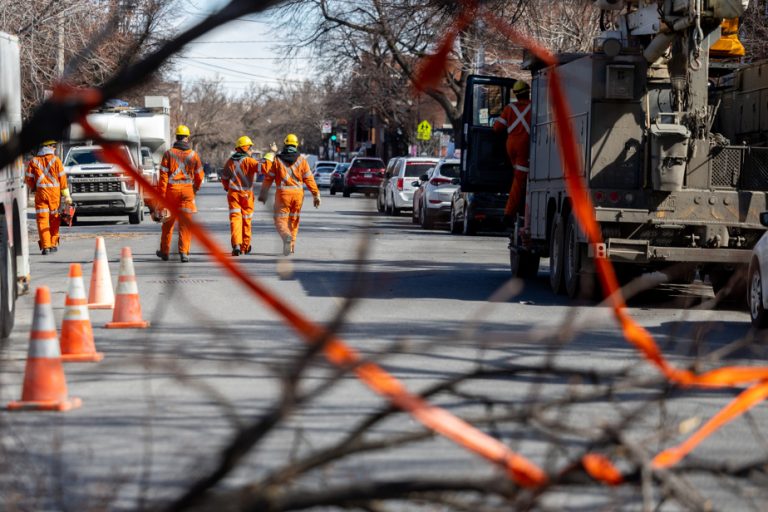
[
  {"x1": 492, "y1": 98, "x2": 531, "y2": 216},
  {"x1": 158, "y1": 145, "x2": 203, "y2": 256},
  {"x1": 25, "y1": 149, "x2": 68, "y2": 250},
  {"x1": 261, "y1": 153, "x2": 319, "y2": 250},
  {"x1": 221, "y1": 153, "x2": 262, "y2": 253}
]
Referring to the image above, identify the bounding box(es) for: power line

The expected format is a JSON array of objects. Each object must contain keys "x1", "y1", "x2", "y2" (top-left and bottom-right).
[
  {"x1": 185, "y1": 40, "x2": 275, "y2": 44},
  {"x1": 180, "y1": 56, "x2": 313, "y2": 60}
]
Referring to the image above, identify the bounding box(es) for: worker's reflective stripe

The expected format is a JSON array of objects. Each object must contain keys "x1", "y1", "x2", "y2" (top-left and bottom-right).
[
  {"x1": 169, "y1": 150, "x2": 197, "y2": 183},
  {"x1": 275, "y1": 212, "x2": 300, "y2": 217},
  {"x1": 230, "y1": 160, "x2": 253, "y2": 190},
  {"x1": 276, "y1": 185, "x2": 302, "y2": 190},
  {"x1": 495, "y1": 117, "x2": 508, "y2": 126},
  {"x1": 514, "y1": 164, "x2": 530, "y2": 172},
  {"x1": 35, "y1": 208, "x2": 50, "y2": 213},
  {"x1": 35, "y1": 157, "x2": 59, "y2": 188},
  {"x1": 507, "y1": 104, "x2": 531, "y2": 134},
  {"x1": 180, "y1": 207, "x2": 195, "y2": 213},
  {"x1": 277, "y1": 155, "x2": 306, "y2": 189},
  {"x1": 160, "y1": 165, "x2": 170, "y2": 173},
  {"x1": 229, "y1": 208, "x2": 241, "y2": 214}
]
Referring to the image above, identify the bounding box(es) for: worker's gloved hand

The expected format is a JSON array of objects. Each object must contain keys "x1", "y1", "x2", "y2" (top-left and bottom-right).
[
  {"x1": 270, "y1": 142, "x2": 278, "y2": 153},
  {"x1": 61, "y1": 188, "x2": 73, "y2": 205},
  {"x1": 257, "y1": 193, "x2": 267, "y2": 204},
  {"x1": 313, "y1": 195, "x2": 321, "y2": 208},
  {"x1": 65, "y1": 196, "x2": 73, "y2": 205}
]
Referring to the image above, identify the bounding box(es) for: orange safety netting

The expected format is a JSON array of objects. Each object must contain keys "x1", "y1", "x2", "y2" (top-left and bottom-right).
[{"x1": 48, "y1": 0, "x2": 768, "y2": 489}]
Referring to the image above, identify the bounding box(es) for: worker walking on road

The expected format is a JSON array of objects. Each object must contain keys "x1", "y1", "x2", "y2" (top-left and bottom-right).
[
  {"x1": 493, "y1": 80, "x2": 531, "y2": 224},
  {"x1": 156, "y1": 125, "x2": 204, "y2": 263},
  {"x1": 258, "y1": 134, "x2": 320, "y2": 256},
  {"x1": 221, "y1": 136, "x2": 263, "y2": 256},
  {"x1": 25, "y1": 140, "x2": 72, "y2": 255}
]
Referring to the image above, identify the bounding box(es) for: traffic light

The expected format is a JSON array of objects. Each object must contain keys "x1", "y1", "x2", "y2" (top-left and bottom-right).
[{"x1": 330, "y1": 134, "x2": 337, "y2": 142}]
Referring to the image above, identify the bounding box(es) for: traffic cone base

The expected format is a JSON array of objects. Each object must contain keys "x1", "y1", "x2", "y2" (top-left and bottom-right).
[
  {"x1": 106, "y1": 247, "x2": 149, "y2": 329},
  {"x1": 61, "y1": 263, "x2": 104, "y2": 362},
  {"x1": 7, "y1": 287, "x2": 81, "y2": 412}
]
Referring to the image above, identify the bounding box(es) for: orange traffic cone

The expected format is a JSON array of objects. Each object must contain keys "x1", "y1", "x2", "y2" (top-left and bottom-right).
[
  {"x1": 106, "y1": 247, "x2": 150, "y2": 329},
  {"x1": 7, "y1": 287, "x2": 82, "y2": 412},
  {"x1": 61, "y1": 263, "x2": 103, "y2": 362},
  {"x1": 88, "y1": 236, "x2": 114, "y2": 309}
]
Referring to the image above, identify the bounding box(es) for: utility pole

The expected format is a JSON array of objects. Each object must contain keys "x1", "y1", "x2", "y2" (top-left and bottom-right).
[{"x1": 57, "y1": 22, "x2": 64, "y2": 78}]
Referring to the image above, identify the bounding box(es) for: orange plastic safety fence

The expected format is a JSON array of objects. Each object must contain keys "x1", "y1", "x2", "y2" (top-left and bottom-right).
[
  {"x1": 581, "y1": 454, "x2": 624, "y2": 486},
  {"x1": 481, "y1": 7, "x2": 768, "y2": 477},
  {"x1": 75, "y1": 100, "x2": 548, "y2": 488}
]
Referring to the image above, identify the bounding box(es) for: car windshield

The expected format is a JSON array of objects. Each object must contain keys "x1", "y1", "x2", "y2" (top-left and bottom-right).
[
  {"x1": 438, "y1": 163, "x2": 460, "y2": 178},
  {"x1": 404, "y1": 163, "x2": 437, "y2": 178},
  {"x1": 65, "y1": 146, "x2": 132, "y2": 166},
  {"x1": 352, "y1": 159, "x2": 384, "y2": 169},
  {"x1": 315, "y1": 166, "x2": 335, "y2": 173}
]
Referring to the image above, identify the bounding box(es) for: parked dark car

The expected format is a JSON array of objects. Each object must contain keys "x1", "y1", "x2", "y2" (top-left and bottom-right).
[
  {"x1": 343, "y1": 157, "x2": 386, "y2": 197},
  {"x1": 449, "y1": 190, "x2": 509, "y2": 235},
  {"x1": 329, "y1": 163, "x2": 349, "y2": 195}
]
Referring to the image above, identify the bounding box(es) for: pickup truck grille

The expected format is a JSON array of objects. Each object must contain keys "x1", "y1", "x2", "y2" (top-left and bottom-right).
[{"x1": 71, "y1": 181, "x2": 122, "y2": 193}]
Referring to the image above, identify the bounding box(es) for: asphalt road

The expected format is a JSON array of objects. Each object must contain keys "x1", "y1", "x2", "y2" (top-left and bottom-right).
[{"x1": 1, "y1": 182, "x2": 766, "y2": 510}]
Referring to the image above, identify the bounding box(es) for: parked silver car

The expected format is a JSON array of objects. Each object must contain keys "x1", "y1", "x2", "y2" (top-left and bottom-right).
[
  {"x1": 413, "y1": 159, "x2": 460, "y2": 229},
  {"x1": 384, "y1": 157, "x2": 438, "y2": 215},
  {"x1": 377, "y1": 157, "x2": 402, "y2": 213}
]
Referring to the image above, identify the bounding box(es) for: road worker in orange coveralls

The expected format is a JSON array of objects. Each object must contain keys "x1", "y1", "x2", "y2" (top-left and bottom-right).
[{"x1": 25, "y1": 140, "x2": 71, "y2": 255}]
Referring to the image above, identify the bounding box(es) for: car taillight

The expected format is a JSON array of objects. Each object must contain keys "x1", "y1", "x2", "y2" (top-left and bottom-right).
[
  {"x1": 396, "y1": 178, "x2": 404, "y2": 190},
  {"x1": 378, "y1": 169, "x2": 385, "y2": 176},
  {"x1": 430, "y1": 177, "x2": 452, "y2": 186}
]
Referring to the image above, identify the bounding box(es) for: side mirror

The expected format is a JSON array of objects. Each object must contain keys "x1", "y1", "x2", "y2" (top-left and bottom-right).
[
  {"x1": 411, "y1": 180, "x2": 420, "y2": 187},
  {"x1": 451, "y1": 178, "x2": 460, "y2": 185},
  {"x1": 761, "y1": 211, "x2": 768, "y2": 227},
  {"x1": 420, "y1": 173, "x2": 429, "y2": 181}
]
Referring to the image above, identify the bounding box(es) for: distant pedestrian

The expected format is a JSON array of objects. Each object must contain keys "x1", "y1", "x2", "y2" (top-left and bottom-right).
[
  {"x1": 258, "y1": 134, "x2": 320, "y2": 256},
  {"x1": 25, "y1": 140, "x2": 72, "y2": 255},
  {"x1": 156, "y1": 125, "x2": 204, "y2": 263},
  {"x1": 221, "y1": 136, "x2": 262, "y2": 256}
]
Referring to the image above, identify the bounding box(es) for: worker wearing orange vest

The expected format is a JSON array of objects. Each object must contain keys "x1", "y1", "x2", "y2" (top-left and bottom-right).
[
  {"x1": 493, "y1": 80, "x2": 531, "y2": 224},
  {"x1": 221, "y1": 136, "x2": 265, "y2": 256},
  {"x1": 25, "y1": 140, "x2": 72, "y2": 255},
  {"x1": 258, "y1": 134, "x2": 320, "y2": 256},
  {"x1": 156, "y1": 125, "x2": 204, "y2": 263}
]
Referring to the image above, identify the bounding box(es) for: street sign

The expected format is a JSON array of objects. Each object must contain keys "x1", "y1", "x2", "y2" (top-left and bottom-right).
[
  {"x1": 416, "y1": 120, "x2": 432, "y2": 141},
  {"x1": 322, "y1": 120, "x2": 332, "y2": 134}
]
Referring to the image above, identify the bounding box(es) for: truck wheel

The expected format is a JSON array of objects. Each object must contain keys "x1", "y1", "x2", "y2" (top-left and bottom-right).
[
  {"x1": 0, "y1": 218, "x2": 16, "y2": 338},
  {"x1": 129, "y1": 202, "x2": 144, "y2": 225},
  {"x1": 549, "y1": 215, "x2": 565, "y2": 294},
  {"x1": 450, "y1": 204, "x2": 461, "y2": 234},
  {"x1": 709, "y1": 265, "x2": 747, "y2": 306},
  {"x1": 510, "y1": 246, "x2": 540, "y2": 279},
  {"x1": 564, "y1": 214, "x2": 587, "y2": 298},
  {"x1": 420, "y1": 205, "x2": 434, "y2": 229},
  {"x1": 749, "y1": 262, "x2": 768, "y2": 328},
  {"x1": 462, "y1": 206, "x2": 476, "y2": 235}
]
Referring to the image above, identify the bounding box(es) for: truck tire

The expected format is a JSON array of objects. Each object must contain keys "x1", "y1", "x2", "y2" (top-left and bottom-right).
[
  {"x1": 0, "y1": 218, "x2": 16, "y2": 338},
  {"x1": 749, "y1": 262, "x2": 768, "y2": 328},
  {"x1": 549, "y1": 215, "x2": 565, "y2": 294},
  {"x1": 462, "y1": 206, "x2": 476, "y2": 236},
  {"x1": 450, "y1": 203, "x2": 461, "y2": 234},
  {"x1": 510, "y1": 246, "x2": 540, "y2": 279},
  {"x1": 709, "y1": 265, "x2": 747, "y2": 306},
  {"x1": 128, "y1": 200, "x2": 144, "y2": 225}
]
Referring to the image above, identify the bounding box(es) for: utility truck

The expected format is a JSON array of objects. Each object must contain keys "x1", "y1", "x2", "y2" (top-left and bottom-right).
[
  {"x1": 461, "y1": 0, "x2": 765, "y2": 299},
  {"x1": 0, "y1": 32, "x2": 31, "y2": 337},
  {"x1": 64, "y1": 97, "x2": 170, "y2": 223}
]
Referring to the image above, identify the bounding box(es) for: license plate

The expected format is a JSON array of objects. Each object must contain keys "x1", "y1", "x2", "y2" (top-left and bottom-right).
[{"x1": 363, "y1": 173, "x2": 372, "y2": 178}]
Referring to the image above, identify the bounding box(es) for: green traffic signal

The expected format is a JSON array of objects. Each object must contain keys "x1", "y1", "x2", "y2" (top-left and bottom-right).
[{"x1": 330, "y1": 134, "x2": 337, "y2": 141}]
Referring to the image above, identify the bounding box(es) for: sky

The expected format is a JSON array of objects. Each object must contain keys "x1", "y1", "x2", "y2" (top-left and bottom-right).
[{"x1": 172, "y1": 1, "x2": 317, "y2": 96}]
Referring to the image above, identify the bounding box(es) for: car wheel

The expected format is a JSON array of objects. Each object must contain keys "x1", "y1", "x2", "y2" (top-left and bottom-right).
[
  {"x1": 549, "y1": 214, "x2": 565, "y2": 294},
  {"x1": 330, "y1": 186, "x2": 336, "y2": 196},
  {"x1": 462, "y1": 206, "x2": 476, "y2": 235},
  {"x1": 450, "y1": 203, "x2": 461, "y2": 235},
  {"x1": 343, "y1": 186, "x2": 351, "y2": 197},
  {"x1": 377, "y1": 192, "x2": 385, "y2": 212},
  {"x1": 0, "y1": 217, "x2": 15, "y2": 338},
  {"x1": 420, "y1": 204, "x2": 434, "y2": 229},
  {"x1": 510, "y1": 246, "x2": 540, "y2": 279},
  {"x1": 709, "y1": 265, "x2": 748, "y2": 305},
  {"x1": 749, "y1": 262, "x2": 768, "y2": 328}
]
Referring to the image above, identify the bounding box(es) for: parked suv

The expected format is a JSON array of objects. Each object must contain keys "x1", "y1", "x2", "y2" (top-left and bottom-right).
[
  {"x1": 343, "y1": 157, "x2": 385, "y2": 197},
  {"x1": 414, "y1": 159, "x2": 460, "y2": 229},
  {"x1": 384, "y1": 157, "x2": 439, "y2": 215}
]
